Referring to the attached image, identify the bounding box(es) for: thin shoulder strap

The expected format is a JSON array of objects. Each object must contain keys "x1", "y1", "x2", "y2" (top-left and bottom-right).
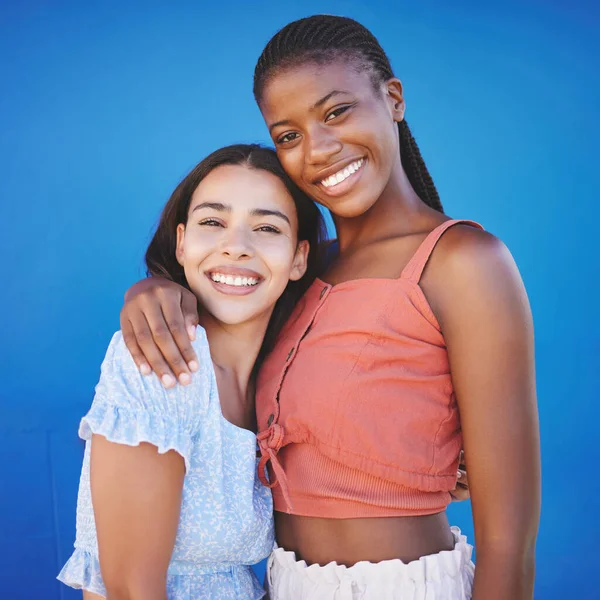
[{"x1": 401, "y1": 219, "x2": 483, "y2": 283}]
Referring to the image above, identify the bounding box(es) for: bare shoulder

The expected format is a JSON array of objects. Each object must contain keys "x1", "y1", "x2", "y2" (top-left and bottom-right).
[
  {"x1": 422, "y1": 224, "x2": 529, "y2": 327},
  {"x1": 427, "y1": 223, "x2": 519, "y2": 285},
  {"x1": 438, "y1": 223, "x2": 509, "y2": 263}
]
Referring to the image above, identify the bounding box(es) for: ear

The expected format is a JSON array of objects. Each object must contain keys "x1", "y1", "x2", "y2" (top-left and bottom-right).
[
  {"x1": 289, "y1": 240, "x2": 309, "y2": 282},
  {"x1": 175, "y1": 223, "x2": 186, "y2": 266},
  {"x1": 384, "y1": 77, "x2": 405, "y2": 123}
]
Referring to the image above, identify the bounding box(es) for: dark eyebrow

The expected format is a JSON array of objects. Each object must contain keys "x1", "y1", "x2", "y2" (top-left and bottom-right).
[
  {"x1": 311, "y1": 89, "x2": 351, "y2": 110},
  {"x1": 191, "y1": 202, "x2": 230, "y2": 214},
  {"x1": 268, "y1": 89, "x2": 352, "y2": 133},
  {"x1": 268, "y1": 119, "x2": 292, "y2": 134},
  {"x1": 191, "y1": 202, "x2": 290, "y2": 225},
  {"x1": 250, "y1": 208, "x2": 290, "y2": 225}
]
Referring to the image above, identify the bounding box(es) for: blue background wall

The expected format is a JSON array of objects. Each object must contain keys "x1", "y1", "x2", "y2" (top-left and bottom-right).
[{"x1": 1, "y1": 1, "x2": 598, "y2": 598}]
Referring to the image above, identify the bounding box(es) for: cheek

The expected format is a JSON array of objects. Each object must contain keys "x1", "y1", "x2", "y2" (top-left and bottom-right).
[
  {"x1": 355, "y1": 108, "x2": 397, "y2": 162},
  {"x1": 277, "y1": 150, "x2": 304, "y2": 186},
  {"x1": 376, "y1": 118, "x2": 399, "y2": 162},
  {"x1": 181, "y1": 234, "x2": 211, "y2": 267},
  {"x1": 260, "y1": 238, "x2": 297, "y2": 280}
]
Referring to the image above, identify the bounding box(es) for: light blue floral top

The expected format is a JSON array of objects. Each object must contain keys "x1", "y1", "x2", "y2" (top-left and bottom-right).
[{"x1": 58, "y1": 327, "x2": 274, "y2": 599}]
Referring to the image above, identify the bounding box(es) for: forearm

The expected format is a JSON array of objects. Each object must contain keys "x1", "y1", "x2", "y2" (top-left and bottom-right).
[{"x1": 472, "y1": 542, "x2": 536, "y2": 600}]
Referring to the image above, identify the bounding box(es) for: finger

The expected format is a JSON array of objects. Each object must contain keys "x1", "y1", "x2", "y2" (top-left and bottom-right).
[
  {"x1": 450, "y1": 465, "x2": 470, "y2": 502},
  {"x1": 457, "y1": 468, "x2": 468, "y2": 488},
  {"x1": 161, "y1": 291, "x2": 199, "y2": 373},
  {"x1": 181, "y1": 290, "x2": 200, "y2": 344},
  {"x1": 450, "y1": 485, "x2": 470, "y2": 502},
  {"x1": 130, "y1": 310, "x2": 177, "y2": 388},
  {"x1": 143, "y1": 301, "x2": 193, "y2": 386},
  {"x1": 120, "y1": 311, "x2": 150, "y2": 375}
]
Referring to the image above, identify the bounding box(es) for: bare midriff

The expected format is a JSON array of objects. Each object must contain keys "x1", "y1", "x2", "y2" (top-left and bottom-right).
[{"x1": 274, "y1": 510, "x2": 454, "y2": 567}]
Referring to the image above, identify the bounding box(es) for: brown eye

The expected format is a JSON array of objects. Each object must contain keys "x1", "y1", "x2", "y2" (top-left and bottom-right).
[
  {"x1": 199, "y1": 219, "x2": 223, "y2": 227},
  {"x1": 277, "y1": 132, "x2": 299, "y2": 145},
  {"x1": 256, "y1": 225, "x2": 281, "y2": 234},
  {"x1": 325, "y1": 105, "x2": 351, "y2": 122}
]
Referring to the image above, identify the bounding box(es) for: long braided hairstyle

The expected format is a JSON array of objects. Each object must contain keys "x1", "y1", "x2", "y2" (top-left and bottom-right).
[{"x1": 253, "y1": 15, "x2": 443, "y2": 213}]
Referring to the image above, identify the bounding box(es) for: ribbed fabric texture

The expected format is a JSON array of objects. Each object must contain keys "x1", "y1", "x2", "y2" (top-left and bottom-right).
[
  {"x1": 256, "y1": 220, "x2": 483, "y2": 517},
  {"x1": 272, "y1": 444, "x2": 450, "y2": 518}
]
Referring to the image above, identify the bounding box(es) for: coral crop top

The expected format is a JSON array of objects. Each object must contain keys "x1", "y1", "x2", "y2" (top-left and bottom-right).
[{"x1": 256, "y1": 220, "x2": 483, "y2": 518}]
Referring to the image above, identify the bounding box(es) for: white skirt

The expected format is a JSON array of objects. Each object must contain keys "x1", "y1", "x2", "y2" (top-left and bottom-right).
[{"x1": 266, "y1": 526, "x2": 474, "y2": 600}]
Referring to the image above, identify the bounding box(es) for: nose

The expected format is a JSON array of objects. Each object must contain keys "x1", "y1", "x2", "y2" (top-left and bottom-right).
[
  {"x1": 220, "y1": 226, "x2": 253, "y2": 260},
  {"x1": 306, "y1": 125, "x2": 343, "y2": 166}
]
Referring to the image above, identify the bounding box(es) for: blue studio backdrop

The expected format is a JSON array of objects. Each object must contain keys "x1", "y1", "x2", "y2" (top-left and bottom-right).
[{"x1": 0, "y1": 1, "x2": 598, "y2": 598}]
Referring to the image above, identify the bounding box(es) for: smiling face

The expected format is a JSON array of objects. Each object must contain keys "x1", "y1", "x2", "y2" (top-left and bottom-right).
[
  {"x1": 176, "y1": 164, "x2": 309, "y2": 327},
  {"x1": 260, "y1": 59, "x2": 406, "y2": 219}
]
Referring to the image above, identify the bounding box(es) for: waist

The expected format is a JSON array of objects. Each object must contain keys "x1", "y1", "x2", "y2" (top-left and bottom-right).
[
  {"x1": 269, "y1": 442, "x2": 453, "y2": 517},
  {"x1": 167, "y1": 560, "x2": 256, "y2": 576},
  {"x1": 274, "y1": 511, "x2": 454, "y2": 567}
]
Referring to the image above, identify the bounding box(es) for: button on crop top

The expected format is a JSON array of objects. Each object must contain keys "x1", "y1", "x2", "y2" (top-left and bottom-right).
[{"x1": 256, "y1": 220, "x2": 483, "y2": 518}]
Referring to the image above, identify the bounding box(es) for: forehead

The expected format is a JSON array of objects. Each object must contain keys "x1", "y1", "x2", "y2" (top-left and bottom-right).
[
  {"x1": 260, "y1": 60, "x2": 377, "y2": 120},
  {"x1": 189, "y1": 164, "x2": 296, "y2": 213}
]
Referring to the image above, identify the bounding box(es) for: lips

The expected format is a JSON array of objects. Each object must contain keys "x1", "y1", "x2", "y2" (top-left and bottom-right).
[
  {"x1": 205, "y1": 266, "x2": 263, "y2": 293},
  {"x1": 312, "y1": 157, "x2": 367, "y2": 198},
  {"x1": 312, "y1": 156, "x2": 366, "y2": 186},
  {"x1": 320, "y1": 158, "x2": 365, "y2": 188},
  {"x1": 210, "y1": 273, "x2": 259, "y2": 287}
]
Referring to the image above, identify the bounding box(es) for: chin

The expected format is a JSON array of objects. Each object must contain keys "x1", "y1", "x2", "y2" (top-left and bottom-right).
[
  {"x1": 206, "y1": 308, "x2": 252, "y2": 325},
  {"x1": 326, "y1": 196, "x2": 379, "y2": 219},
  {"x1": 213, "y1": 306, "x2": 272, "y2": 327}
]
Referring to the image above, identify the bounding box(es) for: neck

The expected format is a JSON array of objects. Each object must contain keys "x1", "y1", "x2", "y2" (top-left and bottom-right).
[
  {"x1": 199, "y1": 310, "x2": 271, "y2": 397},
  {"x1": 333, "y1": 157, "x2": 438, "y2": 253}
]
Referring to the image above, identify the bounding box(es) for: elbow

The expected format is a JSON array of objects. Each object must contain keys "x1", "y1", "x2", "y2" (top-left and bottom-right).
[
  {"x1": 478, "y1": 538, "x2": 536, "y2": 566},
  {"x1": 103, "y1": 571, "x2": 167, "y2": 600},
  {"x1": 477, "y1": 546, "x2": 536, "y2": 599},
  {"x1": 476, "y1": 533, "x2": 537, "y2": 580},
  {"x1": 478, "y1": 530, "x2": 537, "y2": 562},
  {"x1": 473, "y1": 543, "x2": 537, "y2": 600},
  {"x1": 476, "y1": 507, "x2": 540, "y2": 565},
  {"x1": 476, "y1": 517, "x2": 539, "y2": 571}
]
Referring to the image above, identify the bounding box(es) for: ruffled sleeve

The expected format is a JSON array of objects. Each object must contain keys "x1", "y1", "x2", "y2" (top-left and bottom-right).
[
  {"x1": 79, "y1": 326, "x2": 213, "y2": 471},
  {"x1": 57, "y1": 547, "x2": 106, "y2": 596}
]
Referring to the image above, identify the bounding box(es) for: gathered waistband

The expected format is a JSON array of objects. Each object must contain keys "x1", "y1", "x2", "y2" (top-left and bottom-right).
[{"x1": 267, "y1": 526, "x2": 474, "y2": 599}]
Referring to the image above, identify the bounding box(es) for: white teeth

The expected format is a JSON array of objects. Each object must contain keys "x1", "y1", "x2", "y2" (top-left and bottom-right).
[
  {"x1": 321, "y1": 158, "x2": 364, "y2": 188},
  {"x1": 210, "y1": 273, "x2": 259, "y2": 287}
]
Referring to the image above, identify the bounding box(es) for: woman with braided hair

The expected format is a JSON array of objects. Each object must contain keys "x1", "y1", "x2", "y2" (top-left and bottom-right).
[{"x1": 120, "y1": 15, "x2": 540, "y2": 600}]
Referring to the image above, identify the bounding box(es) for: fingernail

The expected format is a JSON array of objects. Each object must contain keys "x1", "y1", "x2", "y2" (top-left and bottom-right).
[
  {"x1": 179, "y1": 372, "x2": 191, "y2": 385},
  {"x1": 187, "y1": 325, "x2": 196, "y2": 340},
  {"x1": 161, "y1": 374, "x2": 176, "y2": 388},
  {"x1": 140, "y1": 363, "x2": 151, "y2": 376},
  {"x1": 457, "y1": 471, "x2": 462, "y2": 479},
  {"x1": 188, "y1": 360, "x2": 199, "y2": 372}
]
